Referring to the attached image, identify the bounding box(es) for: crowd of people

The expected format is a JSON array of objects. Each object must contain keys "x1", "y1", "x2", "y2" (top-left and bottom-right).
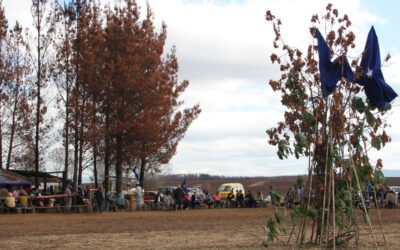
[
  {"x1": 0, "y1": 185, "x2": 33, "y2": 212},
  {"x1": 152, "y1": 186, "x2": 266, "y2": 211},
  {"x1": 278, "y1": 183, "x2": 400, "y2": 210},
  {"x1": 2, "y1": 182, "x2": 400, "y2": 214}
]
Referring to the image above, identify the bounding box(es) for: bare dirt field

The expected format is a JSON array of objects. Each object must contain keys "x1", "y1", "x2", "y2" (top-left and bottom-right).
[{"x1": 1, "y1": 207, "x2": 400, "y2": 250}]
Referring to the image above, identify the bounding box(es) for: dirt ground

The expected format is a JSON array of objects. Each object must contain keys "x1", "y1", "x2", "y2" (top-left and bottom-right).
[{"x1": 1, "y1": 207, "x2": 400, "y2": 250}]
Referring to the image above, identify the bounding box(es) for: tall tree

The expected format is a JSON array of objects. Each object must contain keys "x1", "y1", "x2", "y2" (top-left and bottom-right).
[
  {"x1": 5, "y1": 23, "x2": 32, "y2": 170},
  {"x1": 53, "y1": 1, "x2": 76, "y2": 187},
  {"x1": 71, "y1": 0, "x2": 85, "y2": 191},
  {"x1": 131, "y1": 6, "x2": 201, "y2": 188},
  {"x1": 102, "y1": 1, "x2": 140, "y2": 193},
  {"x1": 81, "y1": 1, "x2": 104, "y2": 187},
  {"x1": 99, "y1": 1, "x2": 200, "y2": 192},
  {"x1": 31, "y1": 0, "x2": 55, "y2": 188},
  {"x1": 0, "y1": 0, "x2": 8, "y2": 169}
]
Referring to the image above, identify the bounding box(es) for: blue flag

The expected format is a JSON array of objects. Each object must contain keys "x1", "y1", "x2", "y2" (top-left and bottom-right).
[
  {"x1": 133, "y1": 166, "x2": 139, "y2": 180},
  {"x1": 316, "y1": 29, "x2": 354, "y2": 96},
  {"x1": 181, "y1": 179, "x2": 187, "y2": 191},
  {"x1": 358, "y1": 26, "x2": 397, "y2": 109}
]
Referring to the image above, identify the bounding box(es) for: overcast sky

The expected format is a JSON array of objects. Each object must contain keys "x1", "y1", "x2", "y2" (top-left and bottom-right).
[{"x1": 4, "y1": 0, "x2": 400, "y2": 177}]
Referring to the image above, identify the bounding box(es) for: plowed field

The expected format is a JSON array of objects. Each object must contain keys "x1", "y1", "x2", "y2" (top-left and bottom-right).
[{"x1": 1, "y1": 207, "x2": 400, "y2": 249}]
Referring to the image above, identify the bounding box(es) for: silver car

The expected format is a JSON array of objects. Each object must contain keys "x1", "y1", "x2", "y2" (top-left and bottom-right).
[{"x1": 186, "y1": 187, "x2": 205, "y2": 201}]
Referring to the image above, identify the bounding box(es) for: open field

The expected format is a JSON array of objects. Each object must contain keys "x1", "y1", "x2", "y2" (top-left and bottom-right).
[
  {"x1": 158, "y1": 176, "x2": 400, "y2": 196},
  {"x1": 1, "y1": 207, "x2": 400, "y2": 249}
]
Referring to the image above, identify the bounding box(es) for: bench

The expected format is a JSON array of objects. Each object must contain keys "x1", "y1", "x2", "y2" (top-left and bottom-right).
[
  {"x1": 1, "y1": 207, "x2": 32, "y2": 214},
  {"x1": 31, "y1": 204, "x2": 87, "y2": 213},
  {"x1": 15, "y1": 207, "x2": 32, "y2": 214}
]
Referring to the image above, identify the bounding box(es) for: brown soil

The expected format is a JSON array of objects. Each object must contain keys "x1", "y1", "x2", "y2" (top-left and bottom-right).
[{"x1": 1, "y1": 207, "x2": 400, "y2": 249}]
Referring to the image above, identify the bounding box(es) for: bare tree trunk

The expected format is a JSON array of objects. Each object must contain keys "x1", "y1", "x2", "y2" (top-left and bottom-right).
[
  {"x1": 139, "y1": 149, "x2": 146, "y2": 188},
  {"x1": 72, "y1": 0, "x2": 82, "y2": 192},
  {"x1": 91, "y1": 100, "x2": 98, "y2": 188},
  {"x1": 34, "y1": 0, "x2": 41, "y2": 189},
  {"x1": 78, "y1": 98, "x2": 85, "y2": 185},
  {"x1": 63, "y1": 72, "x2": 70, "y2": 189},
  {"x1": 93, "y1": 143, "x2": 98, "y2": 187},
  {"x1": 0, "y1": 120, "x2": 2, "y2": 169},
  {"x1": 115, "y1": 133, "x2": 123, "y2": 194},
  {"x1": 6, "y1": 78, "x2": 20, "y2": 170},
  {"x1": 104, "y1": 112, "x2": 110, "y2": 192}
]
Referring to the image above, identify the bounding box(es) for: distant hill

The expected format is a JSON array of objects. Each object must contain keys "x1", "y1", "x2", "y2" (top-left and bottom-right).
[
  {"x1": 159, "y1": 174, "x2": 400, "y2": 195},
  {"x1": 159, "y1": 174, "x2": 303, "y2": 195},
  {"x1": 383, "y1": 169, "x2": 400, "y2": 177}
]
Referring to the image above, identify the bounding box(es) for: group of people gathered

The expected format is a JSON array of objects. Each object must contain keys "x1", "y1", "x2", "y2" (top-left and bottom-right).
[
  {"x1": 153, "y1": 186, "x2": 265, "y2": 211},
  {"x1": 75, "y1": 182, "x2": 143, "y2": 213},
  {"x1": 280, "y1": 182, "x2": 400, "y2": 210},
  {"x1": 0, "y1": 185, "x2": 31, "y2": 212}
]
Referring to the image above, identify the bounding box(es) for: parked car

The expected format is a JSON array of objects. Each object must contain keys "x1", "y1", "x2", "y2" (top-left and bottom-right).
[
  {"x1": 217, "y1": 183, "x2": 245, "y2": 200},
  {"x1": 144, "y1": 191, "x2": 157, "y2": 201},
  {"x1": 389, "y1": 186, "x2": 400, "y2": 196},
  {"x1": 186, "y1": 187, "x2": 205, "y2": 201},
  {"x1": 158, "y1": 186, "x2": 177, "y2": 195}
]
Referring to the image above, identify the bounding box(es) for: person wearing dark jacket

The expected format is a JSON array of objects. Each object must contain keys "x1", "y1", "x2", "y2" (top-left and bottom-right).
[
  {"x1": 94, "y1": 186, "x2": 105, "y2": 213},
  {"x1": 174, "y1": 186, "x2": 184, "y2": 210}
]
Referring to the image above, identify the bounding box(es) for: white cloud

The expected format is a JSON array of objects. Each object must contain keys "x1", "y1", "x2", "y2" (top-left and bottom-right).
[
  {"x1": 140, "y1": 0, "x2": 400, "y2": 176},
  {"x1": 4, "y1": 0, "x2": 400, "y2": 176},
  {"x1": 3, "y1": 1, "x2": 32, "y2": 29}
]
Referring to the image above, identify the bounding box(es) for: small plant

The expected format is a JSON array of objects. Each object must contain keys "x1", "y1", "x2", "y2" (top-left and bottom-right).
[{"x1": 261, "y1": 212, "x2": 287, "y2": 247}]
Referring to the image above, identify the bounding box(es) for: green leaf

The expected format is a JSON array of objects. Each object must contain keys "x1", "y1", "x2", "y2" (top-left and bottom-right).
[
  {"x1": 373, "y1": 169, "x2": 385, "y2": 184},
  {"x1": 371, "y1": 136, "x2": 381, "y2": 150},
  {"x1": 307, "y1": 208, "x2": 317, "y2": 220},
  {"x1": 352, "y1": 97, "x2": 365, "y2": 113},
  {"x1": 295, "y1": 133, "x2": 307, "y2": 147},
  {"x1": 277, "y1": 151, "x2": 283, "y2": 160},
  {"x1": 290, "y1": 211, "x2": 299, "y2": 225},
  {"x1": 285, "y1": 74, "x2": 294, "y2": 90},
  {"x1": 304, "y1": 111, "x2": 314, "y2": 123},
  {"x1": 280, "y1": 226, "x2": 287, "y2": 234},
  {"x1": 274, "y1": 212, "x2": 284, "y2": 224},
  {"x1": 365, "y1": 110, "x2": 376, "y2": 127},
  {"x1": 277, "y1": 139, "x2": 291, "y2": 159},
  {"x1": 267, "y1": 218, "x2": 275, "y2": 228}
]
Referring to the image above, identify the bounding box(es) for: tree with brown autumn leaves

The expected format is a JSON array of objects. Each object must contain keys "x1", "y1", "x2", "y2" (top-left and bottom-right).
[
  {"x1": 50, "y1": 0, "x2": 200, "y2": 193},
  {"x1": 31, "y1": 0, "x2": 56, "y2": 188},
  {"x1": 53, "y1": 1, "x2": 76, "y2": 188},
  {"x1": 5, "y1": 23, "x2": 35, "y2": 171},
  {"x1": 0, "y1": 0, "x2": 199, "y2": 195},
  {"x1": 100, "y1": 1, "x2": 200, "y2": 192},
  {"x1": 265, "y1": 4, "x2": 394, "y2": 248},
  {"x1": 0, "y1": 2, "x2": 35, "y2": 171}
]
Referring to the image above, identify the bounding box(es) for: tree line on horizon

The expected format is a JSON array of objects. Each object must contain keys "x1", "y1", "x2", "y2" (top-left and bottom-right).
[{"x1": 0, "y1": 0, "x2": 200, "y2": 193}]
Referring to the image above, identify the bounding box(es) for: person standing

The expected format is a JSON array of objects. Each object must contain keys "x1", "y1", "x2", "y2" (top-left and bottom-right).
[
  {"x1": 64, "y1": 184, "x2": 72, "y2": 212},
  {"x1": 173, "y1": 186, "x2": 184, "y2": 211},
  {"x1": 212, "y1": 191, "x2": 221, "y2": 208},
  {"x1": 227, "y1": 190, "x2": 235, "y2": 208},
  {"x1": 135, "y1": 183, "x2": 142, "y2": 210},
  {"x1": 255, "y1": 190, "x2": 263, "y2": 208},
  {"x1": 237, "y1": 190, "x2": 244, "y2": 208},
  {"x1": 183, "y1": 191, "x2": 190, "y2": 210},
  {"x1": 5, "y1": 192, "x2": 16, "y2": 213},
  {"x1": 94, "y1": 186, "x2": 105, "y2": 213},
  {"x1": 385, "y1": 190, "x2": 398, "y2": 208}
]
